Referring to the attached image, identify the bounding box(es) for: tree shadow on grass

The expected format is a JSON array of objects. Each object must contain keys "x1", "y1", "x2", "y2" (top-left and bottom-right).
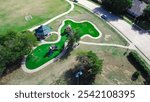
[
  {"x1": 59, "y1": 48, "x2": 72, "y2": 61},
  {"x1": 1, "y1": 58, "x2": 22, "y2": 77},
  {"x1": 64, "y1": 65, "x2": 96, "y2": 85},
  {"x1": 44, "y1": 52, "x2": 49, "y2": 58}
]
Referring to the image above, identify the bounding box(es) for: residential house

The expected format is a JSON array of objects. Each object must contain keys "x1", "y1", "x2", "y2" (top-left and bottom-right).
[{"x1": 128, "y1": 0, "x2": 147, "y2": 17}]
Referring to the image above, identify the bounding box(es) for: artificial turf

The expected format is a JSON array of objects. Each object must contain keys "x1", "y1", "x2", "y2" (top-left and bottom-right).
[
  {"x1": 26, "y1": 20, "x2": 100, "y2": 69},
  {"x1": 61, "y1": 20, "x2": 100, "y2": 37}
]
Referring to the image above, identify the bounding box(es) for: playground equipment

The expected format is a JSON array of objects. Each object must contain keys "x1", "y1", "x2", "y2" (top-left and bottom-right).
[
  {"x1": 65, "y1": 25, "x2": 73, "y2": 36},
  {"x1": 25, "y1": 15, "x2": 33, "y2": 21},
  {"x1": 48, "y1": 45, "x2": 58, "y2": 57}
]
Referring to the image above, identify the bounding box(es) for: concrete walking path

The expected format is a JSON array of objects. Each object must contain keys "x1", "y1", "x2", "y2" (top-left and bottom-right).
[{"x1": 79, "y1": 41, "x2": 135, "y2": 50}]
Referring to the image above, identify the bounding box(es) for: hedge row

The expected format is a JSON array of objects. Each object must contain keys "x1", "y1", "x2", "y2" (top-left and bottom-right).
[{"x1": 128, "y1": 51, "x2": 150, "y2": 78}]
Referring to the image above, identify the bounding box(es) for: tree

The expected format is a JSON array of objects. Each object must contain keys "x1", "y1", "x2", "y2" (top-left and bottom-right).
[
  {"x1": 143, "y1": 4, "x2": 150, "y2": 21},
  {"x1": 67, "y1": 31, "x2": 80, "y2": 50},
  {"x1": 77, "y1": 51, "x2": 103, "y2": 75},
  {"x1": 66, "y1": 51, "x2": 103, "y2": 85},
  {"x1": 0, "y1": 30, "x2": 37, "y2": 76},
  {"x1": 102, "y1": 0, "x2": 133, "y2": 14},
  {"x1": 0, "y1": 45, "x2": 7, "y2": 76}
]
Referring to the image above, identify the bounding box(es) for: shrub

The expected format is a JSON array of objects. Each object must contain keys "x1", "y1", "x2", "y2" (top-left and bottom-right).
[{"x1": 132, "y1": 71, "x2": 140, "y2": 81}]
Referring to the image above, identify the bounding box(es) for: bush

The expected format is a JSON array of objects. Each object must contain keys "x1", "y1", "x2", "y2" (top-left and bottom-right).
[{"x1": 132, "y1": 71, "x2": 140, "y2": 81}]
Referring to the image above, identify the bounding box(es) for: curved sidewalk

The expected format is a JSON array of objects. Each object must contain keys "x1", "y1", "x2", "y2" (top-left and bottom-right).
[{"x1": 79, "y1": 41, "x2": 135, "y2": 50}]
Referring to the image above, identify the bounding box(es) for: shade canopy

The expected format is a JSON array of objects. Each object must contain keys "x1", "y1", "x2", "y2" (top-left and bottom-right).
[{"x1": 35, "y1": 25, "x2": 52, "y2": 36}]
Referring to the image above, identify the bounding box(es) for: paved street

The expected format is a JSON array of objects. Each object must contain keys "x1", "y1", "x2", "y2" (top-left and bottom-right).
[{"x1": 77, "y1": 0, "x2": 150, "y2": 63}]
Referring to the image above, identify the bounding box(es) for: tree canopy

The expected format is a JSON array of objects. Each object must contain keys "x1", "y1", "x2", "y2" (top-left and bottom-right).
[
  {"x1": 144, "y1": 4, "x2": 150, "y2": 21},
  {"x1": 67, "y1": 31, "x2": 80, "y2": 50},
  {"x1": 102, "y1": 0, "x2": 133, "y2": 14},
  {"x1": 0, "y1": 31, "x2": 37, "y2": 76},
  {"x1": 66, "y1": 51, "x2": 103, "y2": 85},
  {"x1": 77, "y1": 51, "x2": 103, "y2": 75}
]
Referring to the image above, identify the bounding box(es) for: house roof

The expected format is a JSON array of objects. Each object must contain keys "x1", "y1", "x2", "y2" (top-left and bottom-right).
[
  {"x1": 128, "y1": 0, "x2": 147, "y2": 17},
  {"x1": 35, "y1": 25, "x2": 52, "y2": 36}
]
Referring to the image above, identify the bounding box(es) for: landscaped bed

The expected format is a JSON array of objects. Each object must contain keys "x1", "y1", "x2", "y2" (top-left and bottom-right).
[{"x1": 25, "y1": 19, "x2": 101, "y2": 70}]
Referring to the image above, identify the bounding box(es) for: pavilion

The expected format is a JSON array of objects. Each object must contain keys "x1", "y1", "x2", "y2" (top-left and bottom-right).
[{"x1": 35, "y1": 25, "x2": 52, "y2": 39}]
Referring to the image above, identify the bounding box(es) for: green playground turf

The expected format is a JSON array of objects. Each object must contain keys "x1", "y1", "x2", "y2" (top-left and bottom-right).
[
  {"x1": 61, "y1": 20, "x2": 100, "y2": 38},
  {"x1": 26, "y1": 20, "x2": 100, "y2": 69}
]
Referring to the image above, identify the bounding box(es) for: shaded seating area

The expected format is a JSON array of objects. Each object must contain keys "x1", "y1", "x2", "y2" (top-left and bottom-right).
[{"x1": 35, "y1": 25, "x2": 52, "y2": 40}]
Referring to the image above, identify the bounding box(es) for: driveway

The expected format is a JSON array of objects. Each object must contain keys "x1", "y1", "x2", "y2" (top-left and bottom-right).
[{"x1": 77, "y1": 0, "x2": 150, "y2": 64}]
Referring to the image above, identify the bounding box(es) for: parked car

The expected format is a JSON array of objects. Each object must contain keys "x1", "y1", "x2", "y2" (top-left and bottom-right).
[
  {"x1": 148, "y1": 30, "x2": 150, "y2": 34},
  {"x1": 101, "y1": 14, "x2": 107, "y2": 20},
  {"x1": 73, "y1": 0, "x2": 78, "y2": 3}
]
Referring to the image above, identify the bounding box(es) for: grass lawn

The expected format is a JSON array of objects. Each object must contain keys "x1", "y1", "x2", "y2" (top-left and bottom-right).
[
  {"x1": 26, "y1": 20, "x2": 100, "y2": 69},
  {"x1": 45, "y1": 33, "x2": 58, "y2": 42},
  {"x1": 0, "y1": 0, "x2": 70, "y2": 34},
  {"x1": 122, "y1": 15, "x2": 134, "y2": 25}
]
